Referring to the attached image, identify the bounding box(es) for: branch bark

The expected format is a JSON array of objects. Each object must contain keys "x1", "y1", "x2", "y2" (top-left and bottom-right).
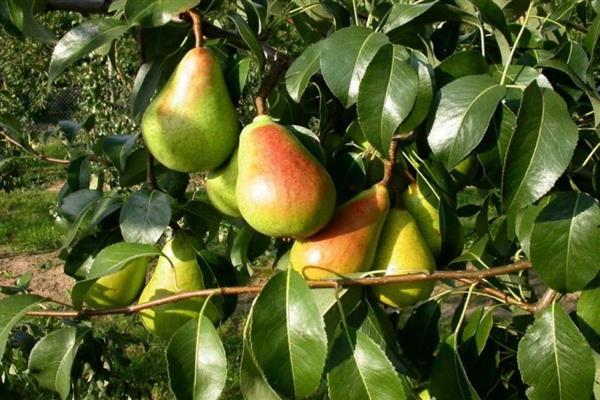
[
  {"x1": 1, "y1": 130, "x2": 70, "y2": 165},
  {"x1": 254, "y1": 58, "x2": 288, "y2": 116},
  {"x1": 26, "y1": 261, "x2": 532, "y2": 318}
]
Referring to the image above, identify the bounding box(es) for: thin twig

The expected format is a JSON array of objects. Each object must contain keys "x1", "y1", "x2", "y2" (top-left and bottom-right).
[
  {"x1": 25, "y1": 261, "x2": 532, "y2": 318},
  {"x1": 255, "y1": 58, "x2": 287, "y2": 116},
  {"x1": 534, "y1": 288, "x2": 557, "y2": 313},
  {"x1": 146, "y1": 153, "x2": 158, "y2": 190},
  {"x1": 380, "y1": 137, "x2": 400, "y2": 186},
  {"x1": 187, "y1": 9, "x2": 202, "y2": 48},
  {"x1": 1, "y1": 130, "x2": 70, "y2": 165},
  {"x1": 457, "y1": 278, "x2": 536, "y2": 314}
]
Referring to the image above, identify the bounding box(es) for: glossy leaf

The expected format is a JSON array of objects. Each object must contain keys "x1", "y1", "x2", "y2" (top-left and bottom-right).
[
  {"x1": 229, "y1": 14, "x2": 265, "y2": 69},
  {"x1": 397, "y1": 52, "x2": 434, "y2": 133},
  {"x1": 428, "y1": 75, "x2": 505, "y2": 169},
  {"x1": 49, "y1": 19, "x2": 129, "y2": 83},
  {"x1": 584, "y1": 13, "x2": 600, "y2": 59},
  {"x1": 530, "y1": 192, "x2": 600, "y2": 292},
  {"x1": 327, "y1": 329, "x2": 408, "y2": 400},
  {"x1": 102, "y1": 134, "x2": 139, "y2": 171},
  {"x1": 517, "y1": 304, "x2": 595, "y2": 399},
  {"x1": 0, "y1": 294, "x2": 42, "y2": 361},
  {"x1": 166, "y1": 315, "x2": 227, "y2": 400},
  {"x1": 577, "y1": 276, "x2": 600, "y2": 347},
  {"x1": 86, "y1": 242, "x2": 159, "y2": 280},
  {"x1": 358, "y1": 44, "x2": 418, "y2": 156},
  {"x1": 434, "y1": 51, "x2": 488, "y2": 88},
  {"x1": 383, "y1": 1, "x2": 439, "y2": 32},
  {"x1": 502, "y1": 82, "x2": 578, "y2": 213},
  {"x1": 321, "y1": 26, "x2": 389, "y2": 107},
  {"x1": 430, "y1": 334, "x2": 480, "y2": 400},
  {"x1": 285, "y1": 41, "x2": 323, "y2": 102},
  {"x1": 249, "y1": 269, "x2": 327, "y2": 399},
  {"x1": 119, "y1": 190, "x2": 172, "y2": 244},
  {"x1": 240, "y1": 341, "x2": 282, "y2": 400},
  {"x1": 125, "y1": 0, "x2": 199, "y2": 27},
  {"x1": 28, "y1": 327, "x2": 89, "y2": 400}
]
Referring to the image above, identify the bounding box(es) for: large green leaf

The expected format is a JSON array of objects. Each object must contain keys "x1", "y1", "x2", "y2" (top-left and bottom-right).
[
  {"x1": 229, "y1": 14, "x2": 265, "y2": 70},
  {"x1": 477, "y1": 104, "x2": 516, "y2": 186},
  {"x1": 430, "y1": 334, "x2": 480, "y2": 400},
  {"x1": 28, "y1": 327, "x2": 89, "y2": 400},
  {"x1": 321, "y1": 26, "x2": 389, "y2": 107},
  {"x1": 501, "y1": 82, "x2": 578, "y2": 214},
  {"x1": 434, "y1": 51, "x2": 488, "y2": 88},
  {"x1": 383, "y1": 0, "x2": 439, "y2": 33},
  {"x1": 326, "y1": 329, "x2": 408, "y2": 400},
  {"x1": 249, "y1": 269, "x2": 327, "y2": 399},
  {"x1": 358, "y1": 44, "x2": 418, "y2": 156},
  {"x1": 2, "y1": 0, "x2": 54, "y2": 43},
  {"x1": 397, "y1": 52, "x2": 434, "y2": 133},
  {"x1": 584, "y1": 13, "x2": 600, "y2": 59},
  {"x1": 166, "y1": 315, "x2": 227, "y2": 400},
  {"x1": 0, "y1": 294, "x2": 42, "y2": 361},
  {"x1": 125, "y1": 0, "x2": 199, "y2": 27},
  {"x1": 577, "y1": 276, "x2": 600, "y2": 348},
  {"x1": 119, "y1": 190, "x2": 172, "y2": 244},
  {"x1": 48, "y1": 19, "x2": 129, "y2": 83},
  {"x1": 102, "y1": 134, "x2": 139, "y2": 171},
  {"x1": 517, "y1": 304, "x2": 595, "y2": 400},
  {"x1": 240, "y1": 341, "x2": 282, "y2": 400},
  {"x1": 427, "y1": 75, "x2": 505, "y2": 170},
  {"x1": 530, "y1": 192, "x2": 600, "y2": 293},
  {"x1": 285, "y1": 41, "x2": 323, "y2": 102}
]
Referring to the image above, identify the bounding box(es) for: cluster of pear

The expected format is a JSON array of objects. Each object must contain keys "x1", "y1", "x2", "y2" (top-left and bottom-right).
[{"x1": 81, "y1": 44, "x2": 442, "y2": 339}]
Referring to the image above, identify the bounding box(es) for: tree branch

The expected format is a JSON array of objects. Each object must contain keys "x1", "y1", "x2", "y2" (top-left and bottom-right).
[
  {"x1": 25, "y1": 261, "x2": 532, "y2": 318},
  {"x1": 380, "y1": 137, "x2": 400, "y2": 187},
  {"x1": 534, "y1": 288, "x2": 557, "y2": 313},
  {"x1": 1, "y1": 130, "x2": 70, "y2": 165},
  {"x1": 255, "y1": 57, "x2": 288, "y2": 116}
]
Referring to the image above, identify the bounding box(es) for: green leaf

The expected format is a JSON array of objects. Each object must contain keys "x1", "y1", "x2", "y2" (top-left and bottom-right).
[
  {"x1": 501, "y1": 82, "x2": 578, "y2": 213},
  {"x1": 125, "y1": 0, "x2": 199, "y2": 27},
  {"x1": 477, "y1": 104, "x2": 516, "y2": 186},
  {"x1": 0, "y1": 294, "x2": 42, "y2": 361},
  {"x1": 86, "y1": 242, "x2": 159, "y2": 280},
  {"x1": 285, "y1": 41, "x2": 323, "y2": 102},
  {"x1": 249, "y1": 269, "x2": 327, "y2": 398},
  {"x1": 398, "y1": 300, "x2": 440, "y2": 368},
  {"x1": 321, "y1": 26, "x2": 389, "y2": 107},
  {"x1": 397, "y1": 52, "x2": 434, "y2": 133},
  {"x1": 434, "y1": 51, "x2": 489, "y2": 88},
  {"x1": 229, "y1": 14, "x2": 265, "y2": 70},
  {"x1": 60, "y1": 189, "x2": 101, "y2": 221},
  {"x1": 225, "y1": 55, "x2": 252, "y2": 103},
  {"x1": 577, "y1": 276, "x2": 600, "y2": 348},
  {"x1": 358, "y1": 44, "x2": 418, "y2": 156},
  {"x1": 584, "y1": 13, "x2": 600, "y2": 58},
  {"x1": 530, "y1": 192, "x2": 600, "y2": 293},
  {"x1": 49, "y1": 19, "x2": 129, "y2": 83},
  {"x1": 517, "y1": 304, "x2": 595, "y2": 400},
  {"x1": 119, "y1": 190, "x2": 172, "y2": 244},
  {"x1": 327, "y1": 329, "x2": 408, "y2": 400},
  {"x1": 429, "y1": 334, "x2": 480, "y2": 400},
  {"x1": 166, "y1": 315, "x2": 227, "y2": 400},
  {"x1": 240, "y1": 341, "x2": 282, "y2": 400},
  {"x1": 383, "y1": 0, "x2": 439, "y2": 33},
  {"x1": 514, "y1": 196, "x2": 552, "y2": 257},
  {"x1": 28, "y1": 327, "x2": 89, "y2": 400},
  {"x1": 2, "y1": 0, "x2": 54, "y2": 43},
  {"x1": 102, "y1": 134, "x2": 139, "y2": 171},
  {"x1": 460, "y1": 307, "x2": 493, "y2": 356},
  {"x1": 67, "y1": 156, "x2": 90, "y2": 191},
  {"x1": 469, "y1": 0, "x2": 510, "y2": 39},
  {"x1": 427, "y1": 75, "x2": 506, "y2": 170}
]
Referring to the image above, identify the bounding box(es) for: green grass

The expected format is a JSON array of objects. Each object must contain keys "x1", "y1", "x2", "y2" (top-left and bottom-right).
[{"x1": 0, "y1": 189, "x2": 62, "y2": 254}]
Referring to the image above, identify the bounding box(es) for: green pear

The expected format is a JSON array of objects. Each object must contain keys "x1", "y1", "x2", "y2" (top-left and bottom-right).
[
  {"x1": 139, "y1": 231, "x2": 221, "y2": 340},
  {"x1": 206, "y1": 149, "x2": 241, "y2": 217},
  {"x1": 291, "y1": 184, "x2": 389, "y2": 280},
  {"x1": 401, "y1": 183, "x2": 441, "y2": 258},
  {"x1": 371, "y1": 209, "x2": 436, "y2": 308},
  {"x1": 84, "y1": 257, "x2": 147, "y2": 309},
  {"x1": 237, "y1": 115, "x2": 336, "y2": 239},
  {"x1": 451, "y1": 155, "x2": 479, "y2": 187},
  {"x1": 142, "y1": 47, "x2": 239, "y2": 173}
]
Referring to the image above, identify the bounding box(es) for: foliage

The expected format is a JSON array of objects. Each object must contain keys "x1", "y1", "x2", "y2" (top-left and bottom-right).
[{"x1": 1, "y1": 0, "x2": 600, "y2": 399}]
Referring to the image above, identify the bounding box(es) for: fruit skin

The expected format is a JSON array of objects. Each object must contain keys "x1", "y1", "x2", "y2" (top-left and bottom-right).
[
  {"x1": 84, "y1": 258, "x2": 148, "y2": 309},
  {"x1": 142, "y1": 48, "x2": 239, "y2": 173},
  {"x1": 452, "y1": 155, "x2": 479, "y2": 187},
  {"x1": 139, "y1": 231, "x2": 221, "y2": 340},
  {"x1": 401, "y1": 182, "x2": 441, "y2": 258},
  {"x1": 371, "y1": 209, "x2": 436, "y2": 308},
  {"x1": 290, "y1": 184, "x2": 390, "y2": 280},
  {"x1": 206, "y1": 149, "x2": 241, "y2": 217},
  {"x1": 237, "y1": 115, "x2": 336, "y2": 239}
]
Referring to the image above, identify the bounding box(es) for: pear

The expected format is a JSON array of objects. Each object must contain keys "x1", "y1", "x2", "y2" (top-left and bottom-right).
[
  {"x1": 290, "y1": 184, "x2": 390, "y2": 280},
  {"x1": 206, "y1": 149, "x2": 241, "y2": 217},
  {"x1": 371, "y1": 210, "x2": 436, "y2": 308},
  {"x1": 84, "y1": 257, "x2": 147, "y2": 309},
  {"x1": 139, "y1": 231, "x2": 221, "y2": 340},
  {"x1": 142, "y1": 48, "x2": 239, "y2": 173},
  {"x1": 401, "y1": 183, "x2": 441, "y2": 258},
  {"x1": 451, "y1": 155, "x2": 479, "y2": 187},
  {"x1": 237, "y1": 115, "x2": 336, "y2": 238}
]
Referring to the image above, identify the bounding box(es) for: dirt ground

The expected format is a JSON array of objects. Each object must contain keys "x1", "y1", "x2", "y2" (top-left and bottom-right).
[{"x1": 0, "y1": 251, "x2": 74, "y2": 303}]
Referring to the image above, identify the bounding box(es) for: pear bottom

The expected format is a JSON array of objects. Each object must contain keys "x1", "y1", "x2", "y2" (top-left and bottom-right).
[
  {"x1": 373, "y1": 274, "x2": 434, "y2": 308},
  {"x1": 84, "y1": 258, "x2": 147, "y2": 309}
]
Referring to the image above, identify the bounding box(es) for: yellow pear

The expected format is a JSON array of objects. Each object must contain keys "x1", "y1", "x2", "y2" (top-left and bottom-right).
[
  {"x1": 84, "y1": 257, "x2": 147, "y2": 309},
  {"x1": 371, "y1": 209, "x2": 436, "y2": 308},
  {"x1": 138, "y1": 231, "x2": 221, "y2": 340},
  {"x1": 401, "y1": 183, "x2": 441, "y2": 258},
  {"x1": 206, "y1": 149, "x2": 241, "y2": 217}
]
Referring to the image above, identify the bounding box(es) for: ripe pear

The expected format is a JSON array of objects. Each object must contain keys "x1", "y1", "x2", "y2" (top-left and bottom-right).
[
  {"x1": 290, "y1": 184, "x2": 390, "y2": 280},
  {"x1": 237, "y1": 115, "x2": 336, "y2": 238},
  {"x1": 371, "y1": 210, "x2": 436, "y2": 308},
  {"x1": 84, "y1": 257, "x2": 147, "y2": 309},
  {"x1": 206, "y1": 149, "x2": 240, "y2": 217},
  {"x1": 139, "y1": 231, "x2": 221, "y2": 340},
  {"x1": 142, "y1": 47, "x2": 239, "y2": 173},
  {"x1": 401, "y1": 183, "x2": 441, "y2": 258}
]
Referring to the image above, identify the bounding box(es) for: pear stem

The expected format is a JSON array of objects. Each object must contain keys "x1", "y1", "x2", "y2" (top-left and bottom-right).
[
  {"x1": 25, "y1": 261, "x2": 537, "y2": 318},
  {"x1": 187, "y1": 9, "x2": 203, "y2": 48},
  {"x1": 146, "y1": 153, "x2": 158, "y2": 190},
  {"x1": 255, "y1": 58, "x2": 287, "y2": 115}
]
